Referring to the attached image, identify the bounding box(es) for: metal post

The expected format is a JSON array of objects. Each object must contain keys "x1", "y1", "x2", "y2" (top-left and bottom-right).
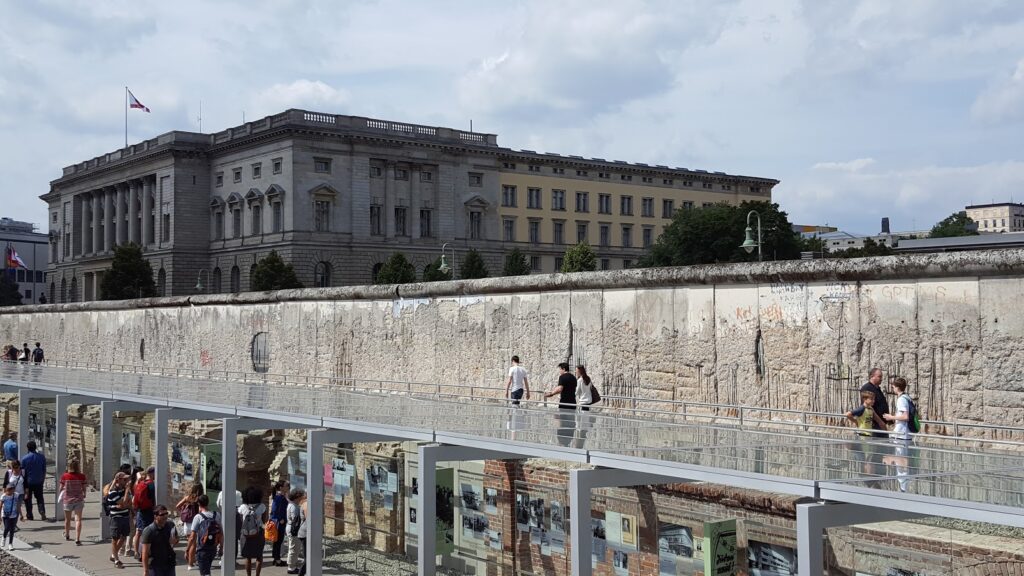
[
  {"x1": 100, "y1": 401, "x2": 116, "y2": 539},
  {"x1": 569, "y1": 470, "x2": 594, "y2": 576},
  {"x1": 55, "y1": 395, "x2": 71, "y2": 517},
  {"x1": 417, "y1": 444, "x2": 438, "y2": 576},
  {"x1": 154, "y1": 409, "x2": 171, "y2": 508},
  {"x1": 796, "y1": 502, "x2": 925, "y2": 576},
  {"x1": 221, "y1": 418, "x2": 239, "y2": 576},
  {"x1": 307, "y1": 431, "x2": 325, "y2": 576},
  {"x1": 18, "y1": 390, "x2": 30, "y2": 457}
]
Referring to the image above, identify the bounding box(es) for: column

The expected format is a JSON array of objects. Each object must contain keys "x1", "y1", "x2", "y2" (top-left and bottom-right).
[
  {"x1": 128, "y1": 180, "x2": 139, "y2": 245},
  {"x1": 796, "y1": 502, "x2": 924, "y2": 576},
  {"x1": 80, "y1": 192, "x2": 91, "y2": 254},
  {"x1": 55, "y1": 395, "x2": 71, "y2": 518},
  {"x1": 221, "y1": 418, "x2": 239, "y2": 576},
  {"x1": 100, "y1": 401, "x2": 116, "y2": 539},
  {"x1": 104, "y1": 187, "x2": 115, "y2": 252},
  {"x1": 411, "y1": 164, "x2": 421, "y2": 238},
  {"x1": 141, "y1": 176, "x2": 153, "y2": 248},
  {"x1": 384, "y1": 162, "x2": 394, "y2": 239},
  {"x1": 115, "y1": 183, "x2": 127, "y2": 246},
  {"x1": 91, "y1": 192, "x2": 101, "y2": 255}
]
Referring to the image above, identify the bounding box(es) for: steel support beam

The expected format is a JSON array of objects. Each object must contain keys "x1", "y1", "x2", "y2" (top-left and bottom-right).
[
  {"x1": 306, "y1": 429, "x2": 403, "y2": 576},
  {"x1": 417, "y1": 444, "x2": 523, "y2": 576},
  {"x1": 569, "y1": 468, "x2": 686, "y2": 576},
  {"x1": 99, "y1": 401, "x2": 154, "y2": 539},
  {"x1": 796, "y1": 502, "x2": 924, "y2": 576}
]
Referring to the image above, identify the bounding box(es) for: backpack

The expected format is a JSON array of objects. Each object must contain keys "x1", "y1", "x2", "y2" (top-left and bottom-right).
[
  {"x1": 241, "y1": 504, "x2": 263, "y2": 537},
  {"x1": 177, "y1": 500, "x2": 198, "y2": 523},
  {"x1": 134, "y1": 479, "x2": 154, "y2": 511},
  {"x1": 196, "y1": 511, "x2": 221, "y2": 548},
  {"x1": 288, "y1": 505, "x2": 302, "y2": 537},
  {"x1": 589, "y1": 382, "x2": 601, "y2": 404},
  {"x1": 264, "y1": 518, "x2": 279, "y2": 542},
  {"x1": 901, "y1": 394, "x2": 921, "y2": 434}
]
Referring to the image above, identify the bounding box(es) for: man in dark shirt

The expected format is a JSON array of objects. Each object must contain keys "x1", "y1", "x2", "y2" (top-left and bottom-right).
[
  {"x1": 545, "y1": 363, "x2": 577, "y2": 409},
  {"x1": 141, "y1": 504, "x2": 178, "y2": 576},
  {"x1": 859, "y1": 368, "x2": 890, "y2": 438}
]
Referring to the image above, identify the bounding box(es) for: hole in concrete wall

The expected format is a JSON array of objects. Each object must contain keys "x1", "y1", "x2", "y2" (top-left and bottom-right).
[
  {"x1": 139, "y1": 339, "x2": 145, "y2": 361},
  {"x1": 251, "y1": 332, "x2": 269, "y2": 373}
]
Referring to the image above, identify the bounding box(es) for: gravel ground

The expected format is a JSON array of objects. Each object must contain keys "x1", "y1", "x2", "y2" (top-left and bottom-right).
[
  {"x1": 909, "y1": 516, "x2": 1024, "y2": 539},
  {"x1": 0, "y1": 550, "x2": 49, "y2": 576},
  {"x1": 323, "y1": 537, "x2": 466, "y2": 576}
]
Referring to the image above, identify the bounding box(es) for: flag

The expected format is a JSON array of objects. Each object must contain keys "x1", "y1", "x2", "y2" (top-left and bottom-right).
[
  {"x1": 128, "y1": 89, "x2": 150, "y2": 113},
  {"x1": 6, "y1": 245, "x2": 26, "y2": 269}
]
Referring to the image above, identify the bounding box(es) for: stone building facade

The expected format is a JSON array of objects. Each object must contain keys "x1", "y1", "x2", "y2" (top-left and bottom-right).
[{"x1": 41, "y1": 110, "x2": 777, "y2": 302}]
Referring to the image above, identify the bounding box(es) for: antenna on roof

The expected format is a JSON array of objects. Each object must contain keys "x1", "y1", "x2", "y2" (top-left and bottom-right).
[{"x1": 470, "y1": 119, "x2": 473, "y2": 132}]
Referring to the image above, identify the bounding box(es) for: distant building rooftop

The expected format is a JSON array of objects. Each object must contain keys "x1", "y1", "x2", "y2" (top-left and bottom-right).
[
  {"x1": 896, "y1": 233, "x2": 1024, "y2": 253},
  {"x1": 0, "y1": 218, "x2": 38, "y2": 234},
  {"x1": 965, "y1": 202, "x2": 1024, "y2": 210}
]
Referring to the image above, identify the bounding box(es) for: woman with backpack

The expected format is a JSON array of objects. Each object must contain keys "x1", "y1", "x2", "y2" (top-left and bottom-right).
[
  {"x1": 238, "y1": 485, "x2": 268, "y2": 576},
  {"x1": 176, "y1": 483, "x2": 204, "y2": 570}
]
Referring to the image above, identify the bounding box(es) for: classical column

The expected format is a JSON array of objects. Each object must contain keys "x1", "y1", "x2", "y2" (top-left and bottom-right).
[
  {"x1": 91, "y1": 192, "x2": 101, "y2": 254},
  {"x1": 115, "y1": 183, "x2": 126, "y2": 245},
  {"x1": 384, "y1": 162, "x2": 394, "y2": 239},
  {"x1": 80, "y1": 193, "x2": 91, "y2": 255},
  {"x1": 141, "y1": 176, "x2": 153, "y2": 247},
  {"x1": 128, "y1": 180, "x2": 139, "y2": 245},
  {"x1": 103, "y1": 187, "x2": 115, "y2": 252}
]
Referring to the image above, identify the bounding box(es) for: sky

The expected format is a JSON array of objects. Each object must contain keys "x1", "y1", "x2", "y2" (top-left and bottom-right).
[{"x1": 2, "y1": 0, "x2": 1023, "y2": 235}]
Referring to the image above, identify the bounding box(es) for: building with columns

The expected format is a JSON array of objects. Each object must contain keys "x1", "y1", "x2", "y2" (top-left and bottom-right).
[{"x1": 42, "y1": 110, "x2": 777, "y2": 302}]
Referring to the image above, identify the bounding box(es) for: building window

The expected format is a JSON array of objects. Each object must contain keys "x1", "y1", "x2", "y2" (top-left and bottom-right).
[
  {"x1": 421, "y1": 170, "x2": 433, "y2": 182},
  {"x1": 620, "y1": 174, "x2": 632, "y2": 181},
  {"x1": 641, "y1": 197, "x2": 654, "y2": 217},
  {"x1": 420, "y1": 209, "x2": 432, "y2": 238},
  {"x1": 702, "y1": 181, "x2": 713, "y2": 189},
  {"x1": 272, "y1": 158, "x2": 282, "y2": 174},
  {"x1": 314, "y1": 261, "x2": 331, "y2": 288},
  {"x1": 722, "y1": 184, "x2": 732, "y2": 190},
  {"x1": 599, "y1": 172, "x2": 610, "y2": 179},
  {"x1": 370, "y1": 165, "x2": 383, "y2": 178},
  {"x1": 576, "y1": 170, "x2": 588, "y2": 177},
  {"x1": 469, "y1": 172, "x2": 483, "y2": 187},
  {"x1": 215, "y1": 172, "x2": 224, "y2": 187},
  {"x1": 600, "y1": 224, "x2": 610, "y2": 247},
  {"x1": 642, "y1": 176, "x2": 653, "y2": 183},
  {"x1": 314, "y1": 157, "x2": 331, "y2": 173},
  {"x1": 600, "y1": 258, "x2": 610, "y2": 270},
  {"x1": 643, "y1": 227, "x2": 653, "y2": 248},
  {"x1": 552, "y1": 190, "x2": 566, "y2": 211},
  {"x1": 576, "y1": 222, "x2": 588, "y2": 244},
  {"x1": 682, "y1": 201, "x2": 694, "y2": 210},
  {"x1": 703, "y1": 202, "x2": 715, "y2": 208},
  {"x1": 575, "y1": 192, "x2": 589, "y2": 213},
  {"x1": 663, "y1": 179, "x2": 673, "y2": 185},
  {"x1": 529, "y1": 165, "x2": 541, "y2": 172},
  {"x1": 372, "y1": 263, "x2": 384, "y2": 283},
  {"x1": 502, "y1": 185, "x2": 518, "y2": 207},
  {"x1": 620, "y1": 196, "x2": 633, "y2": 216},
  {"x1": 554, "y1": 257, "x2": 564, "y2": 271},
  {"x1": 529, "y1": 220, "x2": 540, "y2": 244},
  {"x1": 623, "y1": 259, "x2": 632, "y2": 269},
  {"x1": 662, "y1": 199, "x2": 675, "y2": 218},
  {"x1": 622, "y1": 225, "x2": 632, "y2": 248},
  {"x1": 395, "y1": 207, "x2": 408, "y2": 236},
  {"x1": 162, "y1": 213, "x2": 171, "y2": 241},
  {"x1": 314, "y1": 200, "x2": 331, "y2": 232},
  {"x1": 469, "y1": 211, "x2": 482, "y2": 240},
  {"x1": 530, "y1": 256, "x2": 541, "y2": 271},
  {"x1": 370, "y1": 205, "x2": 382, "y2": 235},
  {"x1": 230, "y1": 266, "x2": 240, "y2": 293},
  {"x1": 252, "y1": 163, "x2": 262, "y2": 179},
  {"x1": 750, "y1": 186, "x2": 761, "y2": 194},
  {"x1": 272, "y1": 202, "x2": 283, "y2": 232},
  {"x1": 553, "y1": 221, "x2": 564, "y2": 245},
  {"x1": 251, "y1": 205, "x2": 261, "y2": 235},
  {"x1": 212, "y1": 267, "x2": 222, "y2": 293},
  {"x1": 214, "y1": 211, "x2": 224, "y2": 240},
  {"x1": 682, "y1": 180, "x2": 693, "y2": 187},
  {"x1": 157, "y1": 268, "x2": 166, "y2": 297},
  {"x1": 232, "y1": 168, "x2": 242, "y2": 183},
  {"x1": 503, "y1": 218, "x2": 515, "y2": 241},
  {"x1": 598, "y1": 194, "x2": 611, "y2": 214},
  {"x1": 503, "y1": 162, "x2": 517, "y2": 170},
  {"x1": 232, "y1": 208, "x2": 242, "y2": 238},
  {"x1": 552, "y1": 167, "x2": 565, "y2": 175},
  {"x1": 527, "y1": 188, "x2": 542, "y2": 209},
  {"x1": 394, "y1": 167, "x2": 408, "y2": 180}
]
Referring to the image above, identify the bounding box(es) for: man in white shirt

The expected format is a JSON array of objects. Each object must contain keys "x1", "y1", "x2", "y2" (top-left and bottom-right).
[{"x1": 504, "y1": 356, "x2": 530, "y2": 406}]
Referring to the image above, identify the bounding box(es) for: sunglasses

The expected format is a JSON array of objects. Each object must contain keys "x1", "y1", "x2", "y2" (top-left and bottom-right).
[{"x1": 156, "y1": 512, "x2": 169, "y2": 517}]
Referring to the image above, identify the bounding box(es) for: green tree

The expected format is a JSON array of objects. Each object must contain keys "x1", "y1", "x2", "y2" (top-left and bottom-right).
[
  {"x1": 640, "y1": 201, "x2": 800, "y2": 267},
  {"x1": 100, "y1": 242, "x2": 157, "y2": 300},
  {"x1": 502, "y1": 248, "x2": 531, "y2": 276},
  {"x1": 0, "y1": 273, "x2": 23, "y2": 306},
  {"x1": 376, "y1": 252, "x2": 417, "y2": 284},
  {"x1": 422, "y1": 257, "x2": 452, "y2": 282},
  {"x1": 829, "y1": 237, "x2": 895, "y2": 258},
  {"x1": 459, "y1": 249, "x2": 489, "y2": 279},
  {"x1": 251, "y1": 250, "x2": 304, "y2": 291},
  {"x1": 561, "y1": 242, "x2": 597, "y2": 273},
  {"x1": 929, "y1": 212, "x2": 979, "y2": 238}
]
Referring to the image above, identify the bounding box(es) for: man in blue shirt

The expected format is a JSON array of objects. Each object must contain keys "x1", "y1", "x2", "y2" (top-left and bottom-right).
[
  {"x1": 19, "y1": 441, "x2": 46, "y2": 521},
  {"x1": 1, "y1": 433, "x2": 16, "y2": 462}
]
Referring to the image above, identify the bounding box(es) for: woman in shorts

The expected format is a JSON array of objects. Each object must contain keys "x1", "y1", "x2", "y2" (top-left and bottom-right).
[{"x1": 60, "y1": 460, "x2": 89, "y2": 544}]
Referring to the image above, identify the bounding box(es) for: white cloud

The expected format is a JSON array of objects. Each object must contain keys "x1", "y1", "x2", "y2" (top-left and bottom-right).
[
  {"x1": 812, "y1": 158, "x2": 877, "y2": 172},
  {"x1": 972, "y1": 58, "x2": 1024, "y2": 124},
  {"x1": 248, "y1": 80, "x2": 350, "y2": 119}
]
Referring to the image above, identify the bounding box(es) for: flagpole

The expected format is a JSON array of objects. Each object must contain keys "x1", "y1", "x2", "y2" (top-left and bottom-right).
[{"x1": 125, "y1": 86, "x2": 128, "y2": 148}]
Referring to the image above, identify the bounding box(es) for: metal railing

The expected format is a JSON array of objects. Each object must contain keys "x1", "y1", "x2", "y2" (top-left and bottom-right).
[{"x1": 14, "y1": 359, "x2": 1024, "y2": 450}]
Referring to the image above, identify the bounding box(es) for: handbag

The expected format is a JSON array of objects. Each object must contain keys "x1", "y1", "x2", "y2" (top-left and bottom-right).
[{"x1": 589, "y1": 383, "x2": 601, "y2": 404}]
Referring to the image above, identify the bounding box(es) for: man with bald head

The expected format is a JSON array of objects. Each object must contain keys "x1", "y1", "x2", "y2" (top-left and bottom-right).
[{"x1": 860, "y1": 368, "x2": 890, "y2": 438}]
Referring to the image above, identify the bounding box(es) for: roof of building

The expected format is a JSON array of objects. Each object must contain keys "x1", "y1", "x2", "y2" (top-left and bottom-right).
[
  {"x1": 896, "y1": 232, "x2": 1024, "y2": 252},
  {"x1": 965, "y1": 202, "x2": 1024, "y2": 210}
]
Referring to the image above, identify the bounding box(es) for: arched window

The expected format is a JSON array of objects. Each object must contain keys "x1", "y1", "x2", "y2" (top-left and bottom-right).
[
  {"x1": 371, "y1": 263, "x2": 384, "y2": 284},
  {"x1": 230, "y1": 266, "x2": 240, "y2": 293},
  {"x1": 314, "y1": 261, "x2": 331, "y2": 288},
  {"x1": 212, "y1": 267, "x2": 222, "y2": 293},
  {"x1": 59, "y1": 279, "x2": 65, "y2": 303},
  {"x1": 157, "y1": 268, "x2": 166, "y2": 296},
  {"x1": 69, "y1": 277, "x2": 77, "y2": 302}
]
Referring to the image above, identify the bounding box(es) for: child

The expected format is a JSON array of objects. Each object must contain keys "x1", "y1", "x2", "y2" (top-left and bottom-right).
[
  {"x1": 846, "y1": 391, "x2": 886, "y2": 436},
  {"x1": 884, "y1": 377, "x2": 913, "y2": 441},
  {"x1": 2, "y1": 484, "x2": 18, "y2": 551}
]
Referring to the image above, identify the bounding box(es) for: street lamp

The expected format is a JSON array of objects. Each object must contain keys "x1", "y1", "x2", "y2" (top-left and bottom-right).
[
  {"x1": 438, "y1": 243, "x2": 456, "y2": 276},
  {"x1": 194, "y1": 268, "x2": 209, "y2": 293},
  {"x1": 740, "y1": 210, "x2": 762, "y2": 262}
]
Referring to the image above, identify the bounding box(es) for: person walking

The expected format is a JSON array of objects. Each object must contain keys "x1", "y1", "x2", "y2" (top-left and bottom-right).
[
  {"x1": 141, "y1": 504, "x2": 179, "y2": 576},
  {"x1": 544, "y1": 363, "x2": 577, "y2": 409},
  {"x1": 884, "y1": 377, "x2": 914, "y2": 442},
  {"x1": 133, "y1": 467, "x2": 157, "y2": 558},
  {"x1": 238, "y1": 486, "x2": 267, "y2": 576},
  {"x1": 59, "y1": 460, "x2": 88, "y2": 544},
  {"x1": 1, "y1": 432, "x2": 16, "y2": 462},
  {"x1": 31, "y1": 342, "x2": 44, "y2": 364},
  {"x1": 269, "y1": 480, "x2": 289, "y2": 567},
  {"x1": 860, "y1": 368, "x2": 890, "y2": 438},
  {"x1": 104, "y1": 471, "x2": 132, "y2": 569},
  {"x1": 2, "y1": 461, "x2": 26, "y2": 521},
  {"x1": 175, "y1": 484, "x2": 203, "y2": 570},
  {"x1": 189, "y1": 494, "x2": 222, "y2": 576},
  {"x1": 574, "y1": 365, "x2": 593, "y2": 410},
  {"x1": 504, "y1": 356, "x2": 531, "y2": 406},
  {"x1": 19, "y1": 343, "x2": 30, "y2": 363},
  {"x1": 285, "y1": 489, "x2": 304, "y2": 574},
  {"x1": 2, "y1": 483, "x2": 19, "y2": 551},
  {"x1": 19, "y1": 440, "x2": 46, "y2": 521}
]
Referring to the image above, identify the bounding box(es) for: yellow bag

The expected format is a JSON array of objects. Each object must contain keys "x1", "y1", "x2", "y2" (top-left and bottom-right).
[{"x1": 264, "y1": 518, "x2": 278, "y2": 542}]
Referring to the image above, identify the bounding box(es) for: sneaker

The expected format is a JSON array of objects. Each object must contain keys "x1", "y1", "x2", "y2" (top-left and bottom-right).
[
  {"x1": 7, "y1": 543, "x2": 13, "y2": 551},
  {"x1": 287, "y1": 570, "x2": 299, "y2": 575}
]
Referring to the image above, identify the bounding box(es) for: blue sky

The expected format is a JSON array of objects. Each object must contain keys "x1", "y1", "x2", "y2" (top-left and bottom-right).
[{"x1": 2, "y1": 0, "x2": 1023, "y2": 235}]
